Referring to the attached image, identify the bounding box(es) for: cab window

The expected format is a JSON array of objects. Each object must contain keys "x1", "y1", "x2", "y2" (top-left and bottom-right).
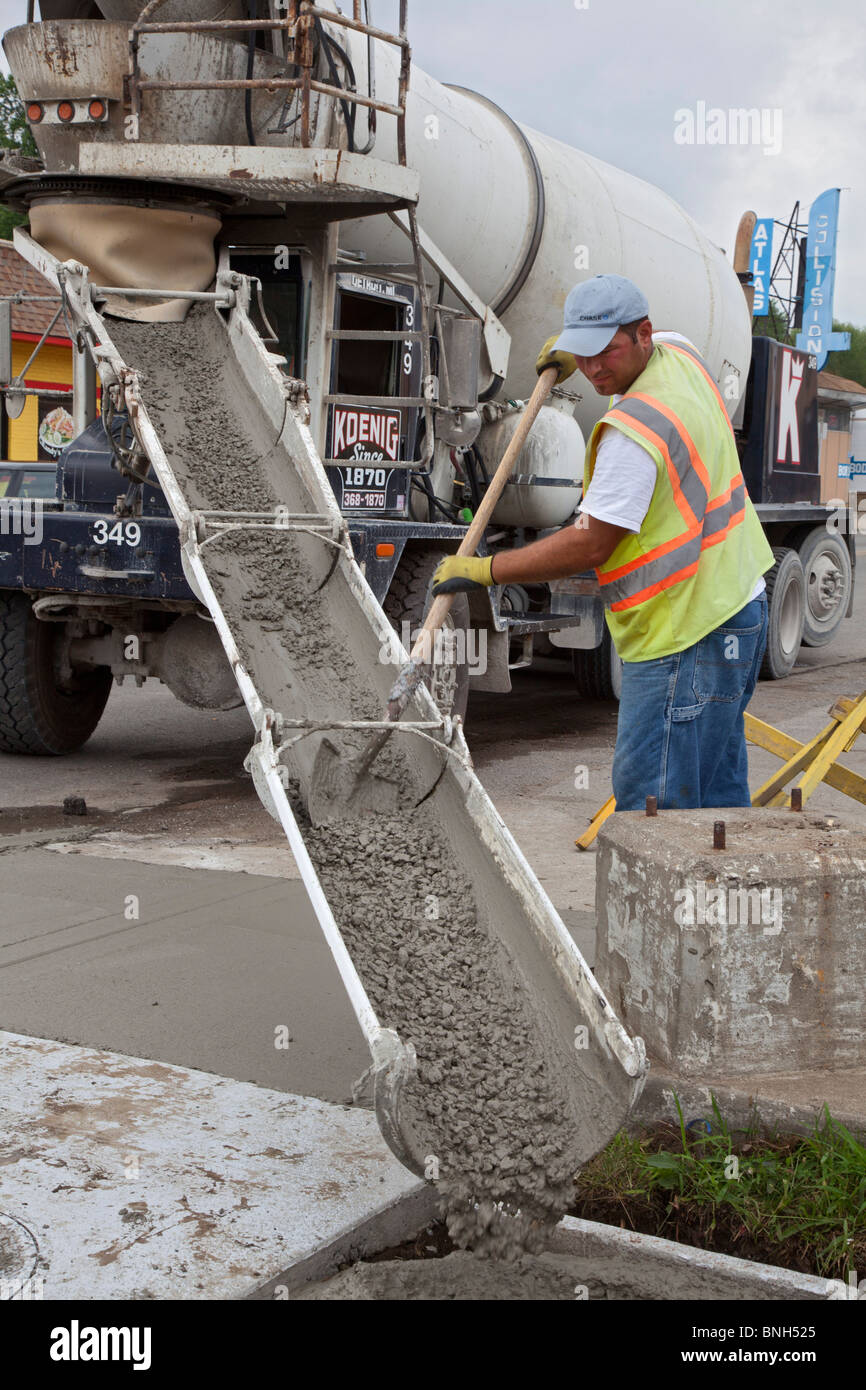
[
  {"x1": 334, "y1": 291, "x2": 399, "y2": 397},
  {"x1": 19, "y1": 470, "x2": 56, "y2": 499},
  {"x1": 230, "y1": 249, "x2": 304, "y2": 377}
]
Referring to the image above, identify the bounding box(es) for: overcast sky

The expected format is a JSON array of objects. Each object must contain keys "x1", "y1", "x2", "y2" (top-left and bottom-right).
[
  {"x1": 406, "y1": 0, "x2": 866, "y2": 328},
  {"x1": 2, "y1": 0, "x2": 863, "y2": 323}
]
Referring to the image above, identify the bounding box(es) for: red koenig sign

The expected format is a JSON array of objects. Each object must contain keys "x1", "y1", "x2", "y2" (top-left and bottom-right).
[{"x1": 333, "y1": 405, "x2": 401, "y2": 462}]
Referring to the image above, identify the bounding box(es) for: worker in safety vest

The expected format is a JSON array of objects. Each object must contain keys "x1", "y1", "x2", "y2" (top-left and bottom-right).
[{"x1": 432, "y1": 274, "x2": 774, "y2": 811}]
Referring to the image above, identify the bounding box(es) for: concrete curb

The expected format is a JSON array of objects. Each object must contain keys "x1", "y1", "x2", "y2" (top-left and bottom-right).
[
  {"x1": 547, "y1": 1216, "x2": 836, "y2": 1301},
  {"x1": 285, "y1": 1200, "x2": 840, "y2": 1300},
  {"x1": 634, "y1": 1071, "x2": 866, "y2": 1141},
  {"x1": 249, "y1": 1186, "x2": 439, "y2": 1298}
]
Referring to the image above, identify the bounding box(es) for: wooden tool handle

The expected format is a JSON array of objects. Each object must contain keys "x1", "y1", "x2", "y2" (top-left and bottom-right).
[{"x1": 409, "y1": 367, "x2": 559, "y2": 663}]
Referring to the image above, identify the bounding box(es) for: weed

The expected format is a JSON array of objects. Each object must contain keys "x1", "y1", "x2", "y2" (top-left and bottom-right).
[{"x1": 571, "y1": 1099, "x2": 866, "y2": 1278}]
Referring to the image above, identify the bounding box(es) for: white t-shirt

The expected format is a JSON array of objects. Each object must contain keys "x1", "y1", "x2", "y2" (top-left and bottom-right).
[{"x1": 579, "y1": 332, "x2": 765, "y2": 601}]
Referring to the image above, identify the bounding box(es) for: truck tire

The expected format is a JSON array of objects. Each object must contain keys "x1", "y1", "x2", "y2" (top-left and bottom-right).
[
  {"x1": 795, "y1": 528, "x2": 852, "y2": 647},
  {"x1": 0, "y1": 593, "x2": 112, "y2": 755},
  {"x1": 760, "y1": 547, "x2": 806, "y2": 680},
  {"x1": 572, "y1": 626, "x2": 623, "y2": 702},
  {"x1": 383, "y1": 548, "x2": 471, "y2": 723}
]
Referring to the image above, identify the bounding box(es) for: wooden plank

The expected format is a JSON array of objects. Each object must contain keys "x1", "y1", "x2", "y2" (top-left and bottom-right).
[
  {"x1": 745, "y1": 709, "x2": 866, "y2": 807},
  {"x1": 797, "y1": 694, "x2": 866, "y2": 801},
  {"x1": 576, "y1": 794, "x2": 616, "y2": 851}
]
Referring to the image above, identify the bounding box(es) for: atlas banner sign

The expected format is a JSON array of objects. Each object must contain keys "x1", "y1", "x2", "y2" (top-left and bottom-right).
[
  {"x1": 795, "y1": 188, "x2": 851, "y2": 370},
  {"x1": 749, "y1": 217, "x2": 773, "y2": 316}
]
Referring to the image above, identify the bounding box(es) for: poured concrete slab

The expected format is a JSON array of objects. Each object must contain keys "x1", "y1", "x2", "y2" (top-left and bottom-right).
[
  {"x1": 0, "y1": 1031, "x2": 432, "y2": 1301},
  {"x1": 0, "y1": 1024, "x2": 834, "y2": 1304},
  {"x1": 0, "y1": 848, "x2": 368, "y2": 1101},
  {"x1": 46, "y1": 833, "x2": 301, "y2": 880}
]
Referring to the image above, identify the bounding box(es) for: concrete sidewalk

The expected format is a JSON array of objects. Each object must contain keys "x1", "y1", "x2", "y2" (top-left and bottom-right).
[{"x1": 0, "y1": 1030, "x2": 430, "y2": 1300}]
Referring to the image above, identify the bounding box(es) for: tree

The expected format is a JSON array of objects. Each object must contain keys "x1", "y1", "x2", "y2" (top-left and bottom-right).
[
  {"x1": 752, "y1": 297, "x2": 794, "y2": 345},
  {"x1": 0, "y1": 74, "x2": 38, "y2": 159},
  {"x1": 0, "y1": 73, "x2": 37, "y2": 242},
  {"x1": 824, "y1": 322, "x2": 866, "y2": 389},
  {"x1": 752, "y1": 294, "x2": 866, "y2": 387}
]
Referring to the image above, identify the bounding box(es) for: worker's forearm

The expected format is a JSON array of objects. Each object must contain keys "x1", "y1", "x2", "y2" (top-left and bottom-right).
[{"x1": 490, "y1": 524, "x2": 598, "y2": 584}]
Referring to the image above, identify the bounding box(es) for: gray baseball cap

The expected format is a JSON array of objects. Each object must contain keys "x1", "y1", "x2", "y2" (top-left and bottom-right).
[{"x1": 554, "y1": 274, "x2": 650, "y2": 357}]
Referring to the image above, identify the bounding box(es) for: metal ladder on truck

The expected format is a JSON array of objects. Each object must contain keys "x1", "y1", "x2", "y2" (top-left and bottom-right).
[{"x1": 323, "y1": 206, "x2": 437, "y2": 473}]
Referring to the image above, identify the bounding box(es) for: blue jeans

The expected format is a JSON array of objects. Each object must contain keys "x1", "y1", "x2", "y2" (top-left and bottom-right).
[{"x1": 611, "y1": 596, "x2": 768, "y2": 810}]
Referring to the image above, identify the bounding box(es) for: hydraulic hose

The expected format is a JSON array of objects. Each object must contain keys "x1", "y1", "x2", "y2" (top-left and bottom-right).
[
  {"x1": 245, "y1": 0, "x2": 257, "y2": 147},
  {"x1": 312, "y1": 15, "x2": 356, "y2": 152}
]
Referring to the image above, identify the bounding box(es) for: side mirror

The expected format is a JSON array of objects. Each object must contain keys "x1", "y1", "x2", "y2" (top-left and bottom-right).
[
  {"x1": 435, "y1": 313, "x2": 483, "y2": 448},
  {"x1": 438, "y1": 314, "x2": 481, "y2": 410}
]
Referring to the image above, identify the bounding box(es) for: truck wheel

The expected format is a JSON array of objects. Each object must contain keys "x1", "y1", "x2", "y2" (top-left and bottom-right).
[
  {"x1": 796, "y1": 528, "x2": 852, "y2": 647},
  {"x1": 383, "y1": 549, "x2": 471, "y2": 722},
  {"x1": 760, "y1": 547, "x2": 806, "y2": 680},
  {"x1": 572, "y1": 626, "x2": 623, "y2": 702},
  {"x1": 0, "y1": 593, "x2": 112, "y2": 755}
]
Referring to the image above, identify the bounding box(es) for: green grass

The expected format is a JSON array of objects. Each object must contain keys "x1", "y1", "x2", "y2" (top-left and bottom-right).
[{"x1": 571, "y1": 1097, "x2": 866, "y2": 1279}]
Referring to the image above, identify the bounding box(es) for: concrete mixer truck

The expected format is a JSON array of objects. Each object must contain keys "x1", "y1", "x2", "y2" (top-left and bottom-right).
[{"x1": 0, "y1": 0, "x2": 853, "y2": 755}]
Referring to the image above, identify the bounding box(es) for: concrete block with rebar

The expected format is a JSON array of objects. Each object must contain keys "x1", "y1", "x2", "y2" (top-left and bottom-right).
[{"x1": 594, "y1": 808, "x2": 866, "y2": 1076}]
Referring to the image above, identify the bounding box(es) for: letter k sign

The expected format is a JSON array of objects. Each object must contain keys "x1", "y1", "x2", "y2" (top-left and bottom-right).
[{"x1": 777, "y1": 349, "x2": 803, "y2": 465}]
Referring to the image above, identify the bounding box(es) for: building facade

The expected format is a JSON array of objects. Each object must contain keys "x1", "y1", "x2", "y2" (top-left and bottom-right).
[{"x1": 0, "y1": 238, "x2": 74, "y2": 466}]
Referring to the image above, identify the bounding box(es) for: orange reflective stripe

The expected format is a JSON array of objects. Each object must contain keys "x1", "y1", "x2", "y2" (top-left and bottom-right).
[
  {"x1": 706, "y1": 471, "x2": 744, "y2": 511},
  {"x1": 609, "y1": 559, "x2": 701, "y2": 611},
  {"x1": 604, "y1": 395, "x2": 710, "y2": 521},
  {"x1": 590, "y1": 344, "x2": 758, "y2": 626},
  {"x1": 605, "y1": 407, "x2": 699, "y2": 529},
  {"x1": 597, "y1": 519, "x2": 701, "y2": 584},
  {"x1": 700, "y1": 505, "x2": 745, "y2": 550},
  {"x1": 600, "y1": 484, "x2": 746, "y2": 599},
  {"x1": 626, "y1": 391, "x2": 712, "y2": 496},
  {"x1": 662, "y1": 342, "x2": 736, "y2": 438}
]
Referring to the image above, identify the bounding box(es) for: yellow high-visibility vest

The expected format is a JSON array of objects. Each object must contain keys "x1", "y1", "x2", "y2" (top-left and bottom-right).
[{"x1": 584, "y1": 340, "x2": 774, "y2": 662}]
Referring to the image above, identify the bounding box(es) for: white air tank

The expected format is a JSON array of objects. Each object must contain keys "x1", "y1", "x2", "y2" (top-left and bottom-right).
[
  {"x1": 476, "y1": 404, "x2": 584, "y2": 530},
  {"x1": 335, "y1": 20, "x2": 752, "y2": 443}
]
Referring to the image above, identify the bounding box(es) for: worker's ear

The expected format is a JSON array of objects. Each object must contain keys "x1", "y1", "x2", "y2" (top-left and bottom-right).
[{"x1": 637, "y1": 319, "x2": 654, "y2": 349}]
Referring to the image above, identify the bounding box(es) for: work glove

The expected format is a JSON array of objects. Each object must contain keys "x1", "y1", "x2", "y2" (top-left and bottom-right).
[
  {"x1": 431, "y1": 554, "x2": 494, "y2": 595},
  {"x1": 535, "y1": 333, "x2": 579, "y2": 385}
]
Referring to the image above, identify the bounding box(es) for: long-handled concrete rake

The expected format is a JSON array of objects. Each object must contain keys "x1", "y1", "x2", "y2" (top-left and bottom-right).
[{"x1": 308, "y1": 367, "x2": 559, "y2": 825}]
